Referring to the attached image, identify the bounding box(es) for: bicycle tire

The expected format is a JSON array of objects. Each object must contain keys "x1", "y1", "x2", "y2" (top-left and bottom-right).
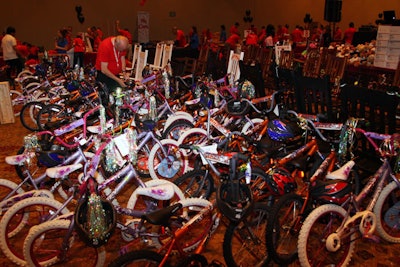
[
  {"x1": 20, "y1": 101, "x2": 45, "y2": 131},
  {"x1": 162, "y1": 119, "x2": 194, "y2": 140},
  {"x1": 374, "y1": 180, "x2": 400, "y2": 243},
  {"x1": 297, "y1": 204, "x2": 355, "y2": 267},
  {"x1": 173, "y1": 169, "x2": 214, "y2": 199},
  {"x1": 108, "y1": 249, "x2": 163, "y2": 267},
  {"x1": 265, "y1": 193, "x2": 306, "y2": 265},
  {"x1": 177, "y1": 128, "x2": 209, "y2": 169},
  {"x1": 222, "y1": 202, "x2": 271, "y2": 267},
  {"x1": 0, "y1": 179, "x2": 25, "y2": 213},
  {"x1": 0, "y1": 196, "x2": 70, "y2": 266},
  {"x1": 36, "y1": 103, "x2": 66, "y2": 131},
  {"x1": 23, "y1": 218, "x2": 106, "y2": 267},
  {"x1": 148, "y1": 139, "x2": 188, "y2": 180}
]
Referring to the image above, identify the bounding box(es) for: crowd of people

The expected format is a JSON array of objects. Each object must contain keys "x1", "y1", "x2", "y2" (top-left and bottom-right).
[{"x1": 169, "y1": 20, "x2": 360, "y2": 59}]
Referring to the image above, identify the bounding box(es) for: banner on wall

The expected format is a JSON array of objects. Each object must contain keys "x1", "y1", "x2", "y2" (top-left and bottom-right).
[{"x1": 137, "y1": 11, "x2": 149, "y2": 43}]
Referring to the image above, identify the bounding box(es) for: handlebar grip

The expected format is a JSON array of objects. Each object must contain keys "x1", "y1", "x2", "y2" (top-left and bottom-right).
[
  {"x1": 179, "y1": 144, "x2": 192, "y2": 150},
  {"x1": 234, "y1": 152, "x2": 249, "y2": 162}
]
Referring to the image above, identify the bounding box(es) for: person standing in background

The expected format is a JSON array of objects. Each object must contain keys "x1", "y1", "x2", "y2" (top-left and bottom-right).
[
  {"x1": 230, "y1": 22, "x2": 240, "y2": 36},
  {"x1": 219, "y1": 25, "x2": 227, "y2": 43},
  {"x1": 172, "y1": 26, "x2": 187, "y2": 48},
  {"x1": 334, "y1": 26, "x2": 342, "y2": 42},
  {"x1": 1, "y1": 26, "x2": 24, "y2": 83},
  {"x1": 73, "y1": 33, "x2": 85, "y2": 68},
  {"x1": 343, "y1": 22, "x2": 356, "y2": 45},
  {"x1": 54, "y1": 28, "x2": 69, "y2": 54}
]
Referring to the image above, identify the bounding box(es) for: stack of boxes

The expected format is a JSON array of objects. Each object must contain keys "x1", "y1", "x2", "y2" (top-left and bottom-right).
[{"x1": 374, "y1": 25, "x2": 400, "y2": 69}]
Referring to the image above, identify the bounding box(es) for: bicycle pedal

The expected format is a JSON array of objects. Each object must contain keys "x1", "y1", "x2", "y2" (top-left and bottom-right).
[{"x1": 363, "y1": 234, "x2": 380, "y2": 243}]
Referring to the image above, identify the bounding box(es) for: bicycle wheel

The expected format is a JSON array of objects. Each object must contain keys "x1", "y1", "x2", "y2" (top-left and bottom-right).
[
  {"x1": 23, "y1": 218, "x2": 106, "y2": 267},
  {"x1": 177, "y1": 128, "x2": 209, "y2": 169},
  {"x1": 0, "y1": 196, "x2": 70, "y2": 266},
  {"x1": 266, "y1": 193, "x2": 307, "y2": 265},
  {"x1": 173, "y1": 169, "x2": 214, "y2": 199},
  {"x1": 374, "y1": 181, "x2": 400, "y2": 243},
  {"x1": 20, "y1": 101, "x2": 45, "y2": 131},
  {"x1": 148, "y1": 139, "x2": 188, "y2": 180},
  {"x1": 36, "y1": 104, "x2": 67, "y2": 131},
  {"x1": 222, "y1": 202, "x2": 271, "y2": 267},
  {"x1": 108, "y1": 249, "x2": 162, "y2": 267},
  {"x1": 297, "y1": 204, "x2": 355, "y2": 267},
  {"x1": 0, "y1": 179, "x2": 25, "y2": 212},
  {"x1": 162, "y1": 119, "x2": 194, "y2": 140}
]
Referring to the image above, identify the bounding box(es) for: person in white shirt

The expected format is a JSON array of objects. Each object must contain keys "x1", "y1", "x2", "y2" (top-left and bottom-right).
[{"x1": 1, "y1": 26, "x2": 24, "y2": 83}]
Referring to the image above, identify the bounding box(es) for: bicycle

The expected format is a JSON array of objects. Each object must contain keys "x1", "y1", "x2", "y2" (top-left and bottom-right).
[
  {"x1": 174, "y1": 144, "x2": 271, "y2": 266},
  {"x1": 107, "y1": 199, "x2": 215, "y2": 267},
  {"x1": 297, "y1": 127, "x2": 400, "y2": 266}
]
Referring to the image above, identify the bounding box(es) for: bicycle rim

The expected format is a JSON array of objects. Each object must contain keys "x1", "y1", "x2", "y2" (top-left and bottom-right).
[
  {"x1": 298, "y1": 204, "x2": 355, "y2": 267},
  {"x1": 223, "y1": 202, "x2": 270, "y2": 267}
]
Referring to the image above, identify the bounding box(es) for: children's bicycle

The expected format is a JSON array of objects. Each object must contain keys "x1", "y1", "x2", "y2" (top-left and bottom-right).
[{"x1": 297, "y1": 125, "x2": 400, "y2": 266}]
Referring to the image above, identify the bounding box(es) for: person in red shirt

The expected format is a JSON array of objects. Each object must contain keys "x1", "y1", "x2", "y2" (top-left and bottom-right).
[
  {"x1": 116, "y1": 20, "x2": 132, "y2": 59},
  {"x1": 172, "y1": 27, "x2": 187, "y2": 48},
  {"x1": 95, "y1": 35, "x2": 129, "y2": 105},
  {"x1": 334, "y1": 26, "x2": 342, "y2": 42},
  {"x1": 230, "y1": 22, "x2": 240, "y2": 36},
  {"x1": 245, "y1": 31, "x2": 258, "y2": 46},
  {"x1": 73, "y1": 33, "x2": 85, "y2": 67},
  {"x1": 276, "y1": 24, "x2": 289, "y2": 42},
  {"x1": 343, "y1": 22, "x2": 356, "y2": 45},
  {"x1": 291, "y1": 25, "x2": 304, "y2": 43},
  {"x1": 225, "y1": 33, "x2": 241, "y2": 50}
]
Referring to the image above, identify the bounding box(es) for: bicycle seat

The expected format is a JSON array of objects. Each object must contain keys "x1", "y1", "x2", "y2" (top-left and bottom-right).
[
  {"x1": 46, "y1": 163, "x2": 83, "y2": 178},
  {"x1": 141, "y1": 202, "x2": 183, "y2": 226},
  {"x1": 326, "y1": 160, "x2": 355, "y2": 180},
  {"x1": 87, "y1": 122, "x2": 113, "y2": 134},
  {"x1": 134, "y1": 183, "x2": 176, "y2": 201},
  {"x1": 5, "y1": 152, "x2": 35, "y2": 165}
]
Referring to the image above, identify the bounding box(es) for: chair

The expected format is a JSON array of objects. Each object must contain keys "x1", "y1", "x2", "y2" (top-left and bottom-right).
[
  {"x1": 149, "y1": 42, "x2": 165, "y2": 70},
  {"x1": 134, "y1": 49, "x2": 148, "y2": 81},
  {"x1": 239, "y1": 60, "x2": 265, "y2": 98},
  {"x1": 393, "y1": 60, "x2": 400, "y2": 87},
  {"x1": 195, "y1": 45, "x2": 209, "y2": 76},
  {"x1": 127, "y1": 43, "x2": 142, "y2": 76},
  {"x1": 340, "y1": 85, "x2": 399, "y2": 134},
  {"x1": 302, "y1": 48, "x2": 322, "y2": 78},
  {"x1": 325, "y1": 55, "x2": 348, "y2": 94},
  {"x1": 226, "y1": 50, "x2": 244, "y2": 86},
  {"x1": 161, "y1": 43, "x2": 173, "y2": 68},
  {"x1": 294, "y1": 71, "x2": 335, "y2": 121},
  {"x1": 260, "y1": 47, "x2": 273, "y2": 84}
]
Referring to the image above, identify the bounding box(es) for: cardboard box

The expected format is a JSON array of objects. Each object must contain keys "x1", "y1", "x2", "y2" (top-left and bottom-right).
[{"x1": 0, "y1": 82, "x2": 15, "y2": 124}]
